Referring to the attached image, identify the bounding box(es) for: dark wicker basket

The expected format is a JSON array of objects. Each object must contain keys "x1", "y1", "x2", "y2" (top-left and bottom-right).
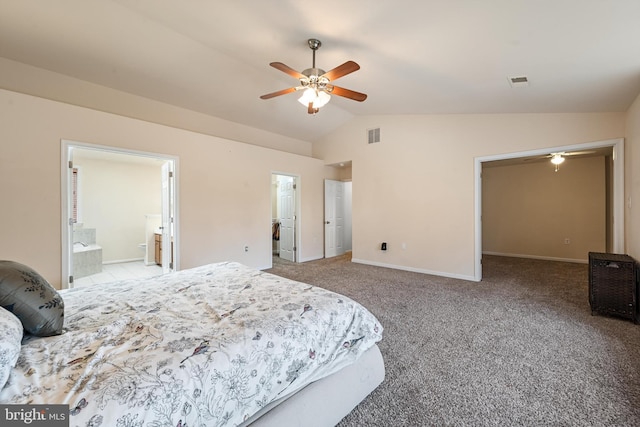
[{"x1": 588, "y1": 252, "x2": 638, "y2": 323}]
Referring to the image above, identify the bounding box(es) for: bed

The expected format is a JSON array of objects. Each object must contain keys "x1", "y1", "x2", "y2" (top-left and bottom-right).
[{"x1": 0, "y1": 261, "x2": 384, "y2": 427}]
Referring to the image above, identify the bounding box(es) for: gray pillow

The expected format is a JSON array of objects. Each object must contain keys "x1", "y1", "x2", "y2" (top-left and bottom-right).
[
  {"x1": 0, "y1": 261, "x2": 64, "y2": 336},
  {"x1": 0, "y1": 306, "x2": 23, "y2": 388}
]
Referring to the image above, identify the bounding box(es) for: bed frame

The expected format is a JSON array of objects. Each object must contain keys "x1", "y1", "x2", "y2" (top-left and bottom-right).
[{"x1": 245, "y1": 344, "x2": 384, "y2": 426}]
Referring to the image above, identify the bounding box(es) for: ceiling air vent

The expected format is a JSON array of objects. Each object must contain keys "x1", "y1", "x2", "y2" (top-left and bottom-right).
[
  {"x1": 367, "y1": 127, "x2": 381, "y2": 144},
  {"x1": 508, "y1": 76, "x2": 529, "y2": 88}
]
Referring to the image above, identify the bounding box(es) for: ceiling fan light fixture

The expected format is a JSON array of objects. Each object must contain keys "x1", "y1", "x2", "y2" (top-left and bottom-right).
[
  {"x1": 260, "y1": 38, "x2": 366, "y2": 112},
  {"x1": 298, "y1": 88, "x2": 330, "y2": 109},
  {"x1": 550, "y1": 153, "x2": 565, "y2": 165}
]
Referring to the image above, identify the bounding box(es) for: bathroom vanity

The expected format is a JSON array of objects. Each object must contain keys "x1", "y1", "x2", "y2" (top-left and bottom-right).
[{"x1": 154, "y1": 232, "x2": 173, "y2": 267}]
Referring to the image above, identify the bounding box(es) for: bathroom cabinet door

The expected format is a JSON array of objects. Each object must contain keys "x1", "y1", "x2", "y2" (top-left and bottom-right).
[{"x1": 155, "y1": 233, "x2": 162, "y2": 265}]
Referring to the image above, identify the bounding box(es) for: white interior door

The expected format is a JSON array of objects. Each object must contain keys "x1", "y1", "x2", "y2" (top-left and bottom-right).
[
  {"x1": 66, "y1": 149, "x2": 75, "y2": 286},
  {"x1": 279, "y1": 176, "x2": 296, "y2": 261},
  {"x1": 325, "y1": 179, "x2": 345, "y2": 258},
  {"x1": 161, "y1": 162, "x2": 173, "y2": 273}
]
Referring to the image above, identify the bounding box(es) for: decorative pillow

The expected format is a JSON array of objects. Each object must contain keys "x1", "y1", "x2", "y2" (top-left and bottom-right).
[
  {"x1": 0, "y1": 261, "x2": 64, "y2": 336},
  {"x1": 0, "y1": 306, "x2": 23, "y2": 388}
]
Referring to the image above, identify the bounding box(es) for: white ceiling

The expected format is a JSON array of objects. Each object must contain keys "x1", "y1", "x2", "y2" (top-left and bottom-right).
[{"x1": 1, "y1": 0, "x2": 639, "y2": 143}]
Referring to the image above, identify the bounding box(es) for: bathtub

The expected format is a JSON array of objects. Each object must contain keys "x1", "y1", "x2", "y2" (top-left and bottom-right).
[{"x1": 73, "y1": 243, "x2": 103, "y2": 279}]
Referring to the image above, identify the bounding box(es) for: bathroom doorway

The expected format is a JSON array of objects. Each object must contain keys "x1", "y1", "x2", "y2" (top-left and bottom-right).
[{"x1": 61, "y1": 141, "x2": 178, "y2": 289}]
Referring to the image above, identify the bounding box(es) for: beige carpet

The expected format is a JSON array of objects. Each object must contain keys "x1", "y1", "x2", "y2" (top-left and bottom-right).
[{"x1": 266, "y1": 254, "x2": 640, "y2": 426}]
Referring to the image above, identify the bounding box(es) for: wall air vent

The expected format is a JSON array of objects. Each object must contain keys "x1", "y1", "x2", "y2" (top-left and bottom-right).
[
  {"x1": 508, "y1": 76, "x2": 529, "y2": 88},
  {"x1": 367, "y1": 127, "x2": 381, "y2": 144}
]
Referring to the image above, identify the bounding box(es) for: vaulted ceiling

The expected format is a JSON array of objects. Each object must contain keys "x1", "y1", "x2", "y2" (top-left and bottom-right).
[{"x1": 1, "y1": 0, "x2": 639, "y2": 143}]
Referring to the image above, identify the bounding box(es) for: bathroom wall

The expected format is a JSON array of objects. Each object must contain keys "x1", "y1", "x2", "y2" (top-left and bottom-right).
[{"x1": 73, "y1": 150, "x2": 163, "y2": 263}]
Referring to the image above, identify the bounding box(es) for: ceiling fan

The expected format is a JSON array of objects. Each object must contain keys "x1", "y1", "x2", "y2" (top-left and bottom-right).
[
  {"x1": 524, "y1": 150, "x2": 598, "y2": 171},
  {"x1": 260, "y1": 38, "x2": 367, "y2": 114}
]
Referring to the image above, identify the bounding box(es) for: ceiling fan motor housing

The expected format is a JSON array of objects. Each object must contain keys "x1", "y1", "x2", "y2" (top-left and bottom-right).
[{"x1": 301, "y1": 68, "x2": 329, "y2": 90}]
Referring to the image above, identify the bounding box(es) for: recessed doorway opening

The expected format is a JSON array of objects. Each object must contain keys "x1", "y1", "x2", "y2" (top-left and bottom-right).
[{"x1": 474, "y1": 138, "x2": 624, "y2": 282}]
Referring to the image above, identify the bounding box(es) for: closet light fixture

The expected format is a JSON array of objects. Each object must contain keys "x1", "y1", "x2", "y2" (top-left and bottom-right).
[
  {"x1": 550, "y1": 153, "x2": 565, "y2": 172},
  {"x1": 550, "y1": 153, "x2": 564, "y2": 165}
]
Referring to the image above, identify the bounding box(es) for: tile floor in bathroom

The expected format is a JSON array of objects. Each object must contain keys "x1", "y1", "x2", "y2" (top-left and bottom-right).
[{"x1": 73, "y1": 261, "x2": 164, "y2": 287}]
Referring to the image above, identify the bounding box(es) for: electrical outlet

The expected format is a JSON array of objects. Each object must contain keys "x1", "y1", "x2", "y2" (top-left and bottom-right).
[
  {"x1": 564, "y1": 238, "x2": 570, "y2": 245},
  {"x1": 244, "y1": 246, "x2": 249, "y2": 252}
]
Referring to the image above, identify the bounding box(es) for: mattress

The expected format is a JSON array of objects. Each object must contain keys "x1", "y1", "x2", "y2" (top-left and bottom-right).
[{"x1": 0, "y1": 261, "x2": 383, "y2": 427}]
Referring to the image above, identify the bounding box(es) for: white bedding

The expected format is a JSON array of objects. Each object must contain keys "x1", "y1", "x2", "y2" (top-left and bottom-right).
[{"x1": 0, "y1": 262, "x2": 383, "y2": 427}]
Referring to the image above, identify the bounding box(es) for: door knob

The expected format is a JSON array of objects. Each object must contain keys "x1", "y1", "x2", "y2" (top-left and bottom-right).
[{"x1": 325, "y1": 221, "x2": 330, "y2": 224}]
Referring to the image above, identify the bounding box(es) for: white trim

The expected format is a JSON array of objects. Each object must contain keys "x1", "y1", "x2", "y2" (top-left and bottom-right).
[
  {"x1": 611, "y1": 139, "x2": 625, "y2": 253},
  {"x1": 351, "y1": 258, "x2": 477, "y2": 282},
  {"x1": 72, "y1": 165, "x2": 83, "y2": 224},
  {"x1": 61, "y1": 139, "x2": 180, "y2": 289},
  {"x1": 482, "y1": 251, "x2": 588, "y2": 264},
  {"x1": 102, "y1": 257, "x2": 145, "y2": 265},
  {"x1": 297, "y1": 255, "x2": 324, "y2": 263},
  {"x1": 474, "y1": 138, "x2": 624, "y2": 282}
]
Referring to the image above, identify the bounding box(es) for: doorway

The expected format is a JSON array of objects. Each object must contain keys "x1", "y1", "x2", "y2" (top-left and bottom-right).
[
  {"x1": 324, "y1": 179, "x2": 353, "y2": 258},
  {"x1": 272, "y1": 173, "x2": 299, "y2": 263},
  {"x1": 474, "y1": 138, "x2": 624, "y2": 281},
  {"x1": 323, "y1": 161, "x2": 353, "y2": 259},
  {"x1": 61, "y1": 141, "x2": 179, "y2": 288}
]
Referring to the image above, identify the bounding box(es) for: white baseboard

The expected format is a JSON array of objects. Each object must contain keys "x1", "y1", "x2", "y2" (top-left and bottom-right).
[
  {"x1": 102, "y1": 257, "x2": 144, "y2": 265},
  {"x1": 298, "y1": 255, "x2": 324, "y2": 263},
  {"x1": 482, "y1": 251, "x2": 587, "y2": 264},
  {"x1": 351, "y1": 258, "x2": 478, "y2": 282}
]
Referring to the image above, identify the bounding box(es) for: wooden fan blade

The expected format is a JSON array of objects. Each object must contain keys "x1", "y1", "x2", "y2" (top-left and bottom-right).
[
  {"x1": 321, "y1": 61, "x2": 360, "y2": 81},
  {"x1": 260, "y1": 87, "x2": 297, "y2": 100},
  {"x1": 329, "y1": 85, "x2": 367, "y2": 102},
  {"x1": 270, "y1": 62, "x2": 306, "y2": 79}
]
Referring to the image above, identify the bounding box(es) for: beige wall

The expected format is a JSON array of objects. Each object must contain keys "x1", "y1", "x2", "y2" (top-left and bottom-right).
[
  {"x1": 625, "y1": 93, "x2": 640, "y2": 260},
  {"x1": 73, "y1": 153, "x2": 162, "y2": 263},
  {"x1": 482, "y1": 156, "x2": 606, "y2": 261},
  {"x1": 314, "y1": 113, "x2": 625, "y2": 280},
  {"x1": 1, "y1": 84, "x2": 636, "y2": 287},
  {"x1": 0, "y1": 89, "x2": 325, "y2": 289},
  {"x1": 0, "y1": 57, "x2": 313, "y2": 157}
]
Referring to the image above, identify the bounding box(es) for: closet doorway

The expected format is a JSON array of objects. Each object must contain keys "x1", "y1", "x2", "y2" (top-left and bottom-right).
[{"x1": 272, "y1": 173, "x2": 299, "y2": 262}]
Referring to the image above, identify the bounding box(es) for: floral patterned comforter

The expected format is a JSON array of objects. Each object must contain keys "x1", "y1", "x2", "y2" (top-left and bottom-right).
[{"x1": 0, "y1": 262, "x2": 383, "y2": 427}]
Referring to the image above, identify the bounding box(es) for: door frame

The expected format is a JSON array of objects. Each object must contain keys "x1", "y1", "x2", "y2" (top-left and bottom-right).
[
  {"x1": 61, "y1": 140, "x2": 180, "y2": 288},
  {"x1": 270, "y1": 171, "x2": 301, "y2": 266},
  {"x1": 473, "y1": 137, "x2": 624, "y2": 282}
]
